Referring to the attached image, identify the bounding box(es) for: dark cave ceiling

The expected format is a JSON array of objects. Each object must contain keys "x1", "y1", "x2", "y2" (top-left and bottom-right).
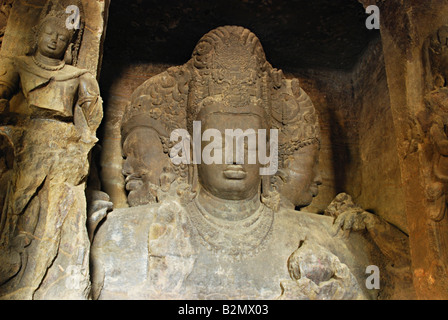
[{"x1": 103, "y1": 0, "x2": 380, "y2": 71}]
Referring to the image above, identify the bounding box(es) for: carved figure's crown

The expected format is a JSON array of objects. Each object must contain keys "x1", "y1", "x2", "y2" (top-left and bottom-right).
[
  {"x1": 29, "y1": 0, "x2": 84, "y2": 65},
  {"x1": 187, "y1": 26, "x2": 274, "y2": 131}
]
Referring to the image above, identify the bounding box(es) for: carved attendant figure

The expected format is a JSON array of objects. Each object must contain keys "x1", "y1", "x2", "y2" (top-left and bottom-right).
[{"x1": 0, "y1": 5, "x2": 102, "y2": 299}]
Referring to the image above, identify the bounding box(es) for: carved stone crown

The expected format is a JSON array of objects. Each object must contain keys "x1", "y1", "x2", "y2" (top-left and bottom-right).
[
  {"x1": 277, "y1": 78, "x2": 321, "y2": 158},
  {"x1": 36, "y1": 0, "x2": 84, "y2": 34},
  {"x1": 194, "y1": 95, "x2": 270, "y2": 130},
  {"x1": 187, "y1": 26, "x2": 274, "y2": 132},
  {"x1": 186, "y1": 25, "x2": 320, "y2": 155}
]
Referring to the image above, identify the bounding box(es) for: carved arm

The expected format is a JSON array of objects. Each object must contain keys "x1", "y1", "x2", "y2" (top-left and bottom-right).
[{"x1": 76, "y1": 72, "x2": 103, "y2": 135}]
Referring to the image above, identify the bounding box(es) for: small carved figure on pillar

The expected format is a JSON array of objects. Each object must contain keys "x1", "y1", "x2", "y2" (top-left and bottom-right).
[{"x1": 420, "y1": 25, "x2": 448, "y2": 222}]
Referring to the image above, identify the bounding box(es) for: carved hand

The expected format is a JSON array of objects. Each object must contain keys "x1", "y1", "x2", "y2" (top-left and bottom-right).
[
  {"x1": 87, "y1": 190, "x2": 113, "y2": 242},
  {"x1": 331, "y1": 209, "x2": 377, "y2": 236}
]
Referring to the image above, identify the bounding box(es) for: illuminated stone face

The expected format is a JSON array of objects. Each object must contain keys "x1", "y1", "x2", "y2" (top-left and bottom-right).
[
  {"x1": 197, "y1": 112, "x2": 264, "y2": 201},
  {"x1": 37, "y1": 18, "x2": 71, "y2": 60}
]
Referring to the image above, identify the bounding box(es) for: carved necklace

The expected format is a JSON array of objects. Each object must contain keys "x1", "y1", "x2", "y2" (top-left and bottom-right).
[
  {"x1": 32, "y1": 56, "x2": 66, "y2": 71},
  {"x1": 187, "y1": 188, "x2": 274, "y2": 259}
]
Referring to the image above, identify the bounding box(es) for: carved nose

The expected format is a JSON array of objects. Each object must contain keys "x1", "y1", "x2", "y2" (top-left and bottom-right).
[{"x1": 49, "y1": 33, "x2": 58, "y2": 42}]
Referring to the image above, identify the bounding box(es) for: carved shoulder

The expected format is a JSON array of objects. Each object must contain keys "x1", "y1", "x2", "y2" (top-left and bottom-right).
[{"x1": 78, "y1": 71, "x2": 100, "y2": 98}]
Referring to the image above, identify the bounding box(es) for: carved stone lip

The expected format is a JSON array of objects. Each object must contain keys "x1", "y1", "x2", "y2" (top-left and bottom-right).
[{"x1": 223, "y1": 165, "x2": 246, "y2": 179}]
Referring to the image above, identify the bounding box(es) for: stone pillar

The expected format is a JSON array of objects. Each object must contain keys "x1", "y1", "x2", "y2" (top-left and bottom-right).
[{"x1": 360, "y1": 0, "x2": 448, "y2": 299}]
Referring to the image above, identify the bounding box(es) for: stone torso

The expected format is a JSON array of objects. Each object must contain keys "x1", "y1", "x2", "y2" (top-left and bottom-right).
[
  {"x1": 91, "y1": 199, "x2": 372, "y2": 300},
  {"x1": 14, "y1": 56, "x2": 89, "y2": 119}
]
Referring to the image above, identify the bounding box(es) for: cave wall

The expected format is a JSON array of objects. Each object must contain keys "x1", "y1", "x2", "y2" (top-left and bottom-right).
[{"x1": 352, "y1": 38, "x2": 407, "y2": 234}]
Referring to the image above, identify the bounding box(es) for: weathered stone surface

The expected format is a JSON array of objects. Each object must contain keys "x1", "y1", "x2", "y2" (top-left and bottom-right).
[
  {"x1": 365, "y1": 0, "x2": 448, "y2": 299},
  {"x1": 1, "y1": 0, "x2": 446, "y2": 300},
  {"x1": 91, "y1": 25, "x2": 375, "y2": 301},
  {"x1": 0, "y1": 1, "x2": 13, "y2": 49},
  {"x1": 279, "y1": 240, "x2": 365, "y2": 300},
  {"x1": 0, "y1": 0, "x2": 108, "y2": 300},
  {"x1": 91, "y1": 200, "x2": 373, "y2": 300}
]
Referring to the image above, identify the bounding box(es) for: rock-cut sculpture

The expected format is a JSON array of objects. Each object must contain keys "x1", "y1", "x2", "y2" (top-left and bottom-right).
[
  {"x1": 0, "y1": 1, "x2": 103, "y2": 299},
  {"x1": 91, "y1": 26, "x2": 374, "y2": 300}
]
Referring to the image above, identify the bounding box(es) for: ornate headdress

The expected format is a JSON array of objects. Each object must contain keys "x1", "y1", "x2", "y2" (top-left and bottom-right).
[
  {"x1": 277, "y1": 78, "x2": 321, "y2": 160},
  {"x1": 186, "y1": 26, "x2": 320, "y2": 162},
  {"x1": 186, "y1": 26, "x2": 278, "y2": 133}
]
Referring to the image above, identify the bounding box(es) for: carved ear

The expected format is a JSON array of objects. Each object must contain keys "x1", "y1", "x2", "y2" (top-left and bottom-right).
[{"x1": 64, "y1": 43, "x2": 74, "y2": 65}]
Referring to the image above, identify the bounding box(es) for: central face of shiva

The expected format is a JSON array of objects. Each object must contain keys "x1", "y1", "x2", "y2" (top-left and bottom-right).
[{"x1": 197, "y1": 112, "x2": 266, "y2": 201}]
